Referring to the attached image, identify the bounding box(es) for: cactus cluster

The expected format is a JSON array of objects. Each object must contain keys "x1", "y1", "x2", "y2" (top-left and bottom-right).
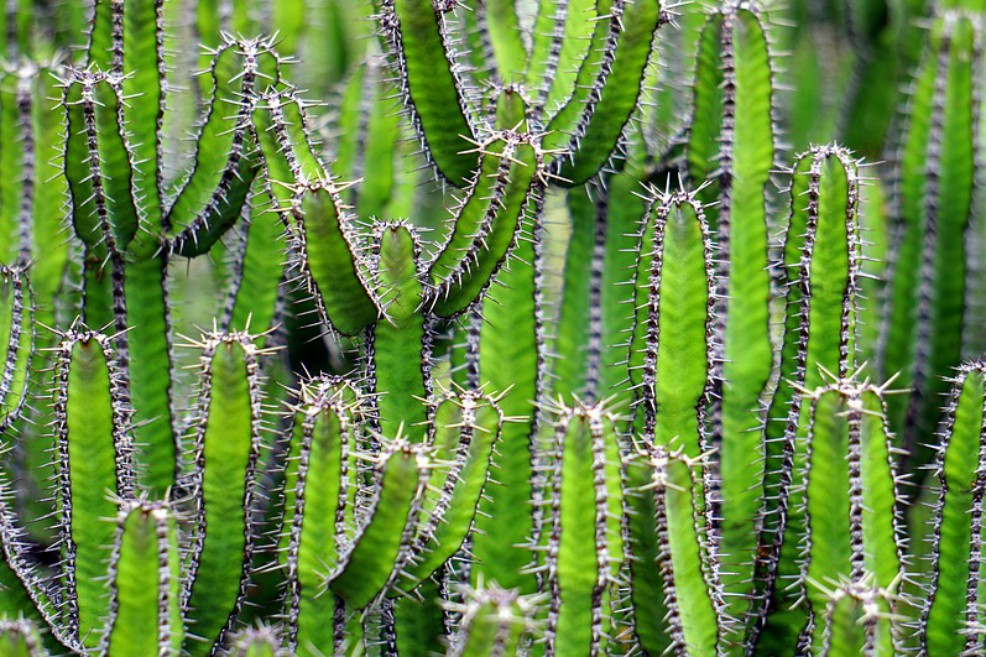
[{"x1": 0, "y1": 0, "x2": 985, "y2": 655}]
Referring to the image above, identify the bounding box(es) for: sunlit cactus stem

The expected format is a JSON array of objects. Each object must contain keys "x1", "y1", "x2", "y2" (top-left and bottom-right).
[{"x1": 444, "y1": 585, "x2": 539, "y2": 657}]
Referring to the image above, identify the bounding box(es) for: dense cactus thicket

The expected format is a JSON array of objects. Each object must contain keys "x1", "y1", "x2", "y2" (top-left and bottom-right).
[{"x1": 0, "y1": 0, "x2": 985, "y2": 655}]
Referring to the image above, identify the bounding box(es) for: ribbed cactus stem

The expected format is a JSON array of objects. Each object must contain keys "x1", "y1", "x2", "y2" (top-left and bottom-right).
[
  {"x1": 921, "y1": 359, "x2": 986, "y2": 656},
  {"x1": 445, "y1": 585, "x2": 538, "y2": 656},
  {"x1": 0, "y1": 265, "x2": 32, "y2": 432},
  {"x1": 540, "y1": 399, "x2": 623, "y2": 657}
]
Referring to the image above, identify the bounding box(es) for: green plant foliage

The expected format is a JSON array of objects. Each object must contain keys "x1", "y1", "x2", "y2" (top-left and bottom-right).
[{"x1": 0, "y1": 0, "x2": 984, "y2": 655}]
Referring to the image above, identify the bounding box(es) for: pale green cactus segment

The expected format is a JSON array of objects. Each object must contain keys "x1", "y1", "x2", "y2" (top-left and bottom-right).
[
  {"x1": 52, "y1": 329, "x2": 134, "y2": 648},
  {"x1": 687, "y1": 5, "x2": 776, "y2": 635},
  {"x1": 0, "y1": 73, "x2": 27, "y2": 263},
  {"x1": 120, "y1": 0, "x2": 165, "y2": 242},
  {"x1": 921, "y1": 361, "x2": 986, "y2": 656},
  {"x1": 0, "y1": 620, "x2": 47, "y2": 657},
  {"x1": 225, "y1": 189, "x2": 286, "y2": 335},
  {"x1": 229, "y1": 627, "x2": 284, "y2": 657},
  {"x1": 380, "y1": 0, "x2": 478, "y2": 186},
  {"x1": 755, "y1": 145, "x2": 862, "y2": 641},
  {"x1": 282, "y1": 376, "x2": 360, "y2": 656},
  {"x1": 882, "y1": 12, "x2": 978, "y2": 470},
  {"x1": 542, "y1": 400, "x2": 624, "y2": 657},
  {"x1": 183, "y1": 331, "x2": 266, "y2": 657},
  {"x1": 101, "y1": 501, "x2": 182, "y2": 657},
  {"x1": 330, "y1": 439, "x2": 428, "y2": 609},
  {"x1": 626, "y1": 441, "x2": 721, "y2": 657},
  {"x1": 445, "y1": 585, "x2": 538, "y2": 657},
  {"x1": 372, "y1": 223, "x2": 429, "y2": 443},
  {"x1": 253, "y1": 87, "x2": 326, "y2": 192},
  {"x1": 470, "y1": 208, "x2": 541, "y2": 595},
  {"x1": 166, "y1": 38, "x2": 279, "y2": 237},
  {"x1": 526, "y1": 0, "x2": 598, "y2": 119},
  {"x1": 0, "y1": 266, "x2": 32, "y2": 432},
  {"x1": 482, "y1": 0, "x2": 527, "y2": 84},
  {"x1": 817, "y1": 580, "x2": 895, "y2": 657},
  {"x1": 794, "y1": 384, "x2": 903, "y2": 654},
  {"x1": 549, "y1": 0, "x2": 665, "y2": 186},
  {"x1": 86, "y1": 0, "x2": 116, "y2": 71},
  {"x1": 287, "y1": 182, "x2": 380, "y2": 336},
  {"x1": 393, "y1": 388, "x2": 503, "y2": 592},
  {"x1": 627, "y1": 188, "x2": 713, "y2": 453},
  {"x1": 428, "y1": 136, "x2": 541, "y2": 318}
]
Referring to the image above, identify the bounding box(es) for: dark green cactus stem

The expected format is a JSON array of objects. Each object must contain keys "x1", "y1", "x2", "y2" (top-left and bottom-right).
[
  {"x1": 920, "y1": 360, "x2": 986, "y2": 656},
  {"x1": 182, "y1": 330, "x2": 268, "y2": 657},
  {"x1": 100, "y1": 501, "x2": 183, "y2": 657},
  {"x1": 881, "y1": 11, "x2": 980, "y2": 474},
  {"x1": 0, "y1": 620, "x2": 46, "y2": 657},
  {"x1": 444, "y1": 585, "x2": 538, "y2": 656},
  {"x1": 625, "y1": 187, "x2": 721, "y2": 656},
  {"x1": 52, "y1": 326, "x2": 134, "y2": 649},
  {"x1": 540, "y1": 399, "x2": 623, "y2": 657},
  {"x1": 0, "y1": 266, "x2": 31, "y2": 432},
  {"x1": 281, "y1": 375, "x2": 361, "y2": 656},
  {"x1": 752, "y1": 144, "x2": 863, "y2": 649},
  {"x1": 756, "y1": 379, "x2": 903, "y2": 655},
  {"x1": 686, "y1": 4, "x2": 776, "y2": 633}
]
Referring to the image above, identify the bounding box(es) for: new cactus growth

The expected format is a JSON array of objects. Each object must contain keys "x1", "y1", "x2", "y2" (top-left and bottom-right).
[{"x1": 0, "y1": 0, "x2": 984, "y2": 655}]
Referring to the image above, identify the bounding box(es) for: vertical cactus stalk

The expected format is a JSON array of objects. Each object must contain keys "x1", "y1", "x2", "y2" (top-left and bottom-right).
[
  {"x1": 0, "y1": 266, "x2": 32, "y2": 432},
  {"x1": 773, "y1": 380, "x2": 904, "y2": 655},
  {"x1": 52, "y1": 326, "x2": 134, "y2": 649},
  {"x1": 182, "y1": 330, "x2": 267, "y2": 656},
  {"x1": 686, "y1": 5, "x2": 776, "y2": 633},
  {"x1": 540, "y1": 400, "x2": 623, "y2": 657},
  {"x1": 624, "y1": 188, "x2": 721, "y2": 656},
  {"x1": 882, "y1": 11, "x2": 980, "y2": 473},
  {"x1": 445, "y1": 585, "x2": 538, "y2": 657},
  {"x1": 99, "y1": 501, "x2": 183, "y2": 657},
  {"x1": 920, "y1": 359, "x2": 986, "y2": 656},
  {"x1": 753, "y1": 145, "x2": 863, "y2": 649}
]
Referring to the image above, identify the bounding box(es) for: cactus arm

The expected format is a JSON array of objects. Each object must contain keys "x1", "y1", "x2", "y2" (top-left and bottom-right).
[
  {"x1": 470, "y1": 208, "x2": 543, "y2": 595},
  {"x1": 687, "y1": 12, "x2": 725, "y2": 190},
  {"x1": 922, "y1": 362, "x2": 986, "y2": 655},
  {"x1": 286, "y1": 183, "x2": 380, "y2": 335},
  {"x1": 526, "y1": 0, "x2": 598, "y2": 119},
  {"x1": 87, "y1": 0, "x2": 116, "y2": 71},
  {"x1": 393, "y1": 390, "x2": 502, "y2": 591},
  {"x1": 543, "y1": 402, "x2": 623, "y2": 657},
  {"x1": 53, "y1": 329, "x2": 134, "y2": 648},
  {"x1": 229, "y1": 628, "x2": 283, "y2": 657},
  {"x1": 427, "y1": 135, "x2": 541, "y2": 318},
  {"x1": 447, "y1": 586, "x2": 535, "y2": 657},
  {"x1": 183, "y1": 332, "x2": 265, "y2": 657},
  {"x1": 379, "y1": 0, "x2": 478, "y2": 186},
  {"x1": 282, "y1": 377, "x2": 356, "y2": 656},
  {"x1": 0, "y1": 74, "x2": 27, "y2": 263},
  {"x1": 0, "y1": 620, "x2": 48, "y2": 656},
  {"x1": 100, "y1": 502, "x2": 183, "y2": 657},
  {"x1": 483, "y1": 0, "x2": 527, "y2": 83},
  {"x1": 372, "y1": 224, "x2": 429, "y2": 442},
  {"x1": 330, "y1": 441, "x2": 427, "y2": 609},
  {"x1": 818, "y1": 584, "x2": 895, "y2": 657},
  {"x1": 546, "y1": 0, "x2": 664, "y2": 186},
  {"x1": 0, "y1": 267, "x2": 32, "y2": 432}
]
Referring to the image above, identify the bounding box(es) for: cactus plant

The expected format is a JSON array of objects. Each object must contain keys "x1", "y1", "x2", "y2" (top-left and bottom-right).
[{"x1": 1, "y1": 0, "x2": 985, "y2": 655}]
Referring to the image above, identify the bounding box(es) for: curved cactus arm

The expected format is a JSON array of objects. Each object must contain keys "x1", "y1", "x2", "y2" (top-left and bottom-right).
[
  {"x1": 752, "y1": 145, "x2": 863, "y2": 645},
  {"x1": 280, "y1": 376, "x2": 361, "y2": 656},
  {"x1": 685, "y1": 5, "x2": 777, "y2": 636},
  {"x1": 99, "y1": 501, "x2": 183, "y2": 657},
  {"x1": 625, "y1": 441, "x2": 721, "y2": 657},
  {"x1": 544, "y1": 0, "x2": 666, "y2": 187},
  {"x1": 284, "y1": 182, "x2": 380, "y2": 336},
  {"x1": 881, "y1": 12, "x2": 979, "y2": 471},
  {"x1": 540, "y1": 400, "x2": 624, "y2": 657},
  {"x1": 51, "y1": 327, "x2": 135, "y2": 649},
  {"x1": 377, "y1": 0, "x2": 478, "y2": 186},
  {"x1": 392, "y1": 388, "x2": 503, "y2": 593},
  {"x1": 181, "y1": 330, "x2": 268, "y2": 657},
  {"x1": 329, "y1": 438, "x2": 429, "y2": 609},
  {"x1": 786, "y1": 383, "x2": 904, "y2": 654},
  {"x1": 445, "y1": 585, "x2": 538, "y2": 656},
  {"x1": 426, "y1": 132, "x2": 542, "y2": 318},
  {"x1": 526, "y1": 0, "x2": 598, "y2": 120},
  {"x1": 165, "y1": 37, "x2": 280, "y2": 243},
  {"x1": 0, "y1": 620, "x2": 48, "y2": 656},
  {"x1": 921, "y1": 360, "x2": 986, "y2": 656},
  {"x1": 0, "y1": 266, "x2": 32, "y2": 433},
  {"x1": 371, "y1": 223, "x2": 430, "y2": 442},
  {"x1": 469, "y1": 206, "x2": 543, "y2": 595}
]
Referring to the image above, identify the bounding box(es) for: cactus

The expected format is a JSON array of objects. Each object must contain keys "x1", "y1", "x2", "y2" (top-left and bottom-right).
[{"x1": 0, "y1": 0, "x2": 984, "y2": 656}]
